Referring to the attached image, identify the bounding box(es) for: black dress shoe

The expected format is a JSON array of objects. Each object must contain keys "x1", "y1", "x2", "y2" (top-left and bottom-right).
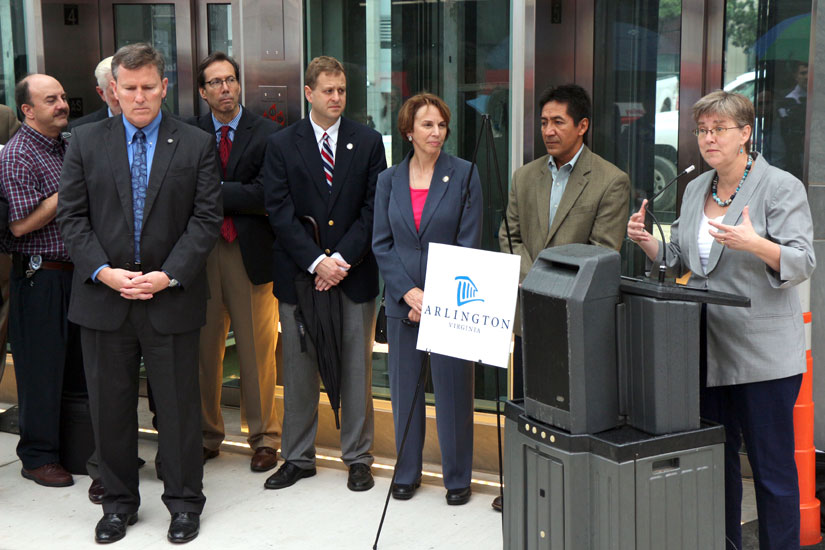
[
  {"x1": 264, "y1": 462, "x2": 316, "y2": 490},
  {"x1": 95, "y1": 512, "x2": 137, "y2": 544},
  {"x1": 446, "y1": 486, "x2": 472, "y2": 505},
  {"x1": 88, "y1": 478, "x2": 105, "y2": 505},
  {"x1": 347, "y1": 463, "x2": 374, "y2": 492},
  {"x1": 202, "y1": 448, "x2": 219, "y2": 463},
  {"x1": 167, "y1": 512, "x2": 200, "y2": 544},
  {"x1": 391, "y1": 477, "x2": 422, "y2": 500},
  {"x1": 492, "y1": 494, "x2": 503, "y2": 512}
]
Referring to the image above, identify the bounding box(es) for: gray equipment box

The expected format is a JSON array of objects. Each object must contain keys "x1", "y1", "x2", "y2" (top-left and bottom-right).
[
  {"x1": 521, "y1": 244, "x2": 621, "y2": 434},
  {"x1": 503, "y1": 400, "x2": 726, "y2": 550}
]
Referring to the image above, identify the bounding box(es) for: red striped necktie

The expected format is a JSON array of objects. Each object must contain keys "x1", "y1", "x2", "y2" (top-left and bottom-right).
[{"x1": 321, "y1": 132, "x2": 335, "y2": 187}]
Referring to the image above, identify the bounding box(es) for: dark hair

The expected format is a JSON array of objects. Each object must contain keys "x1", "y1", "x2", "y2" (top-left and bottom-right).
[
  {"x1": 197, "y1": 51, "x2": 240, "y2": 89},
  {"x1": 112, "y1": 43, "x2": 165, "y2": 81},
  {"x1": 538, "y1": 84, "x2": 591, "y2": 126},
  {"x1": 305, "y1": 56, "x2": 345, "y2": 90},
  {"x1": 397, "y1": 92, "x2": 451, "y2": 141},
  {"x1": 15, "y1": 75, "x2": 31, "y2": 108}
]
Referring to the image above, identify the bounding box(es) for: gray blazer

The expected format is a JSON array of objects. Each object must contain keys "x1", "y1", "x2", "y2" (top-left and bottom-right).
[
  {"x1": 655, "y1": 153, "x2": 815, "y2": 386},
  {"x1": 373, "y1": 151, "x2": 482, "y2": 318}
]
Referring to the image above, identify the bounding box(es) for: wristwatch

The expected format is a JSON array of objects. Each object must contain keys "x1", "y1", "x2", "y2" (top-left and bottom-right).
[{"x1": 168, "y1": 278, "x2": 180, "y2": 288}]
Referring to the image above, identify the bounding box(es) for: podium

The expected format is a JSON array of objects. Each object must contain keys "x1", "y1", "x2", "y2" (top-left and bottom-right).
[{"x1": 504, "y1": 244, "x2": 749, "y2": 550}]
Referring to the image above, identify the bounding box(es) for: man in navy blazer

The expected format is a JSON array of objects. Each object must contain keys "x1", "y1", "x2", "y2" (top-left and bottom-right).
[
  {"x1": 262, "y1": 56, "x2": 386, "y2": 492},
  {"x1": 191, "y1": 52, "x2": 282, "y2": 473}
]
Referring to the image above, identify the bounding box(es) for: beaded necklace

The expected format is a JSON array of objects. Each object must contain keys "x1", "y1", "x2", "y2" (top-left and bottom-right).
[{"x1": 711, "y1": 154, "x2": 753, "y2": 207}]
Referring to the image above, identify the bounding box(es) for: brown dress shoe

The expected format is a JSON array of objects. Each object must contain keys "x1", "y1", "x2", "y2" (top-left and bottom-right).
[
  {"x1": 250, "y1": 447, "x2": 278, "y2": 472},
  {"x1": 88, "y1": 478, "x2": 105, "y2": 504},
  {"x1": 492, "y1": 494, "x2": 503, "y2": 512},
  {"x1": 21, "y1": 463, "x2": 73, "y2": 487},
  {"x1": 203, "y1": 447, "x2": 219, "y2": 463}
]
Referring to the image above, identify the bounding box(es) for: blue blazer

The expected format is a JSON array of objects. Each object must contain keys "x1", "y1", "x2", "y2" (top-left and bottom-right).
[{"x1": 373, "y1": 151, "x2": 482, "y2": 318}]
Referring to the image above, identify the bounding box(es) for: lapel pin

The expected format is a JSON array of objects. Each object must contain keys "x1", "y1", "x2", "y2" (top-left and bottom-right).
[
  {"x1": 346, "y1": 143, "x2": 353, "y2": 150},
  {"x1": 167, "y1": 138, "x2": 174, "y2": 143},
  {"x1": 442, "y1": 176, "x2": 449, "y2": 182}
]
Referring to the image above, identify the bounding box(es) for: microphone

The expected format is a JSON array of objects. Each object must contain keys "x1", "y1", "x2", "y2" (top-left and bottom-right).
[{"x1": 645, "y1": 164, "x2": 695, "y2": 283}]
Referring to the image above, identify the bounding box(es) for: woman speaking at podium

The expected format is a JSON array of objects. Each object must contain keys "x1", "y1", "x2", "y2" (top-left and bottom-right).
[
  {"x1": 372, "y1": 93, "x2": 482, "y2": 505},
  {"x1": 627, "y1": 90, "x2": 815, "y2": 550}
]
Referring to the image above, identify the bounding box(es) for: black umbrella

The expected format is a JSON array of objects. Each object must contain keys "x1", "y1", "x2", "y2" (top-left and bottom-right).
[{"x1": 294, "y1": 216, "x2": 344, "y2": 429}]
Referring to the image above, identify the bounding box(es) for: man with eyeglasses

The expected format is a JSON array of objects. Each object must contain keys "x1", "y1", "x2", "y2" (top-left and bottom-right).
[
  {"x1": 189, "y1": 51, "x2": 282, "y2": 473},
  {"x1": 496, "y1": 84, "x2": 629, "y2": 511}
]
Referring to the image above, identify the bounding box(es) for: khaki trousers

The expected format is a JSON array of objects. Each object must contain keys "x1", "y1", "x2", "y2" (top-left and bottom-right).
[{"x1": 199, "y1": 239, "x2": 279, "y2": 451}]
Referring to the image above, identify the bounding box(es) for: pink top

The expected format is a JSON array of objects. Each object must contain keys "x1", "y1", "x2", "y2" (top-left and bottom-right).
[{"x1": 410, "y1": 187, "x2": 429, "y2": 231}]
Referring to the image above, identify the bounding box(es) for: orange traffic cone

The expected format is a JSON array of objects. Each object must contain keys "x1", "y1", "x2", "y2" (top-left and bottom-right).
[{"x1": 796, "y1": 310, "x2": 821, "y2": 546}]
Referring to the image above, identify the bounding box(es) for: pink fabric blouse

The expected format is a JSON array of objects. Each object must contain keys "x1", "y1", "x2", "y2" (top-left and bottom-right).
[{"x1": 410, "y1": 187, "x2": 429, "y2": 231}]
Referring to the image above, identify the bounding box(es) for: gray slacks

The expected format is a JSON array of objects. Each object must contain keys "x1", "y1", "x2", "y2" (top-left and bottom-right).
[{"x1": 278, "y1": 294, "x2": 375, "y2": 469}]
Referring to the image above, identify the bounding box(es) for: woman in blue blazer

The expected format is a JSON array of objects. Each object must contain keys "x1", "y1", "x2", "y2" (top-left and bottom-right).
[
  {"x1": 628, "y1": 91, "x2": 815, "y2": 550},
  {"x1": 372, "y1": 93, "x2": 482, "y2": 505}
]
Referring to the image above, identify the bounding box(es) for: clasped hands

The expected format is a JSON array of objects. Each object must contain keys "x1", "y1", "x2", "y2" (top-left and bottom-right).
[
  {"x1": 97, "y1": 267, "x2": 170, "y2": 300},
  {"x1": 314, "y1": 257, "x2": 351, "y2": 291}
]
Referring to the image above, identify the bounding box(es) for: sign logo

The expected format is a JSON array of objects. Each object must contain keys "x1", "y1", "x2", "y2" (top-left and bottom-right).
[{"x1": 455, "y1": 276, "x2": 484, "y2": 306}]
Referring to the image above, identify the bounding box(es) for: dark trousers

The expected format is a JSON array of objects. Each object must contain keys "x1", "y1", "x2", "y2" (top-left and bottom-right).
[
  {"x1": 700, "y1": 308, "x2": 801, "y2": 550},
  {"x1": 387, "y1": 317, "x2": 474, "y2": 489},
  {"x1": 81, "y1": 301, "x2": 205, "y2": 515},
  {"x1": 9, "y1": 265, "x2": 84, "y2": 469}
]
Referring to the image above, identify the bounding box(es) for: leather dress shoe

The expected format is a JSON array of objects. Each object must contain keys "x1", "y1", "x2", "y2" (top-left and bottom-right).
[
  {"x1": 250, "y1": 446, "x2": 278, "y2": 472},
  {"x1": 202, "y1": 448, "x2": 219, "y2": 463},
  {"x1": 95, "y1": 512, "x2": 137, "y2": 544},
  {"x1": 391, "y1": 477, "x2": 422, "y2": 500},
  {"x1": 446, "y1": 486, "x2": 472, "y2": 505},
  {"x1": 264, "y1": 461, "x2": 316, "y2": 490},
  {"x1": 88, "y1": 478, "x2": 105, "y2": 505},
  {"x1": 492, "y1": 495, "x2": 503, "y2": 512},
  {"x1": 347, "y1": 463, "x2": 374, "y2": 492},
  {"x1": 21, "y1": 463, "x2": 73, "y2": 487},
  {"x1": 167, "y1": 512, "x2": 200, "y2": 544}
]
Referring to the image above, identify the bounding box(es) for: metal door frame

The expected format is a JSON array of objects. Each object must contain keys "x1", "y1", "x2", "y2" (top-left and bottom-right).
[{"x1": 99, "y1": 0, "x2": 197, "y2": 116}]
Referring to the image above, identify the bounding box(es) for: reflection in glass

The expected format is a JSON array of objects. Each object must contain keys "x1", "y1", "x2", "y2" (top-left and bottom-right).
[
  {"x1": 593, "y1": 0, "x2": 681, "y2": 276},
  {"x1": 305, "y1": 0, "x2": 511, "y2": 409},
  {"x1": 207, "y1": 4, "x2": 232, "y2": 56},
  {"x1": 724, "y1": 0, "x2": 811, "y2": 181},
  {"x1": 114, "y1": 4, "x2": 179, "y2": 114},
  {"x1": 0, "y1": 0, "x2": 28, "y2": 108}
]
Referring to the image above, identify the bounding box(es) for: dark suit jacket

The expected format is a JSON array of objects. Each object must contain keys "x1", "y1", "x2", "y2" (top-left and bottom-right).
[
  {"x1": 372, "y1": 152, "x2": 483, "y2": 318},
  {"x1": 57, "y1": 114, "x2": 223, "y2": 334},
  {"x1": 190, "y1": 107, "x2": 281, "y2": 284},
  {"x1": 68, "y1": 105, "x2": 109, "y2": 131},
  {"x1": 263, "y1": 116, "x2": 386, "y2": 305}
]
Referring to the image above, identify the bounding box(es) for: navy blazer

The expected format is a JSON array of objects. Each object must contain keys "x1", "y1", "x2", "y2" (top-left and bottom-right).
[
  {"x1": 191, "y1": 107, "x2": 281, "y2": 284},
  {"x1": 263, "y1": 116, "x2": 386, "y2": 304},
  {"x1": 373, "y1": 151, "x2": 482, "y2": 318}
]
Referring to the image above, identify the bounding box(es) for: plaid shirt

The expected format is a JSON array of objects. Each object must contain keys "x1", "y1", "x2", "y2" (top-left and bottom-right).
[{"x1": 0, "y1": 123, "x2": 69, "y2": 260}]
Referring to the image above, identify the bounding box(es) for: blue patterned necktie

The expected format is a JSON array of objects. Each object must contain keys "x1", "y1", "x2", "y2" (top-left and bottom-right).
[{"x1": 131, "y1": 130, "x2": 148, "y2": 263}]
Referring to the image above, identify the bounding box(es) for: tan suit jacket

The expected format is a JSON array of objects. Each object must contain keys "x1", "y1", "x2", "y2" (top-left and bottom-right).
[
  {"x1": 499, "y1": 145, "x2": 630, "y2": 333},
  {"x1": 0, "y1": 105, "x2": 20, "y2": 145}
]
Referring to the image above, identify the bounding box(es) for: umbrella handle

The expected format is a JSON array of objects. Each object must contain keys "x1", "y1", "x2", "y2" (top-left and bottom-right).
[{"x1": 299, "y1": 215, "x2": 321, "y2": 246}]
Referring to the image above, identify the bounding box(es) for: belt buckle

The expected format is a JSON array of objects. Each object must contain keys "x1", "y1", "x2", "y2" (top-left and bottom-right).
[{"x1": 25, "y1": 255, "x2": 42, "y2": 278}]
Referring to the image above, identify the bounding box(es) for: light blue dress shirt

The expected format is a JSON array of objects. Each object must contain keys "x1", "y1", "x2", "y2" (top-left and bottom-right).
[
  {"x1": 548, "y1": 144, "x2": 585, "y2": 227},
  {"x1": 211, "y1": 105, "x2": 242, "y2": 145}
]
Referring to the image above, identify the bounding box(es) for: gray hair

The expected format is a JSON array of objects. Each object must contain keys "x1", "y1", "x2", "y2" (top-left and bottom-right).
[
  {"x1": 94, "y1": 56, "x2": 114, "y2": 89},
  {"x1": 111, "y1": 43, "x2": 165, "y2": 81},
  {"x1": 692, "y1": 90, "x2": 754, "y2": 129}
]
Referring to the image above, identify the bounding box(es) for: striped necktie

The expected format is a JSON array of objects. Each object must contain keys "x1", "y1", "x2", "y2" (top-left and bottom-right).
[{"x1": 321, "y1": 132, "x2": 334, "y2": 187}]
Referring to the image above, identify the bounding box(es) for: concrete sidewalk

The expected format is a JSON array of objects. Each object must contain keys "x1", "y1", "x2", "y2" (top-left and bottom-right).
[{"x1": 0, "y1": 431, "x2": 502, "y2": 550}]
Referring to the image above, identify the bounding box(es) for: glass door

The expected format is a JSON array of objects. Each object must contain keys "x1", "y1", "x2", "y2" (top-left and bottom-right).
[{"x1": 100, "y1": 0, "x2": 196, "y2": 116}]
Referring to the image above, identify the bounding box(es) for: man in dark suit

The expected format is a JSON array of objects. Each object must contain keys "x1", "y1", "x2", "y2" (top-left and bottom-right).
[
  {"x1": 57, "y1": 43, "x2": 222, "y2": 544},
  {"x1": 68, "y1": 56, "x2": 120, "y2": 131},
  {"x1": 262, "y1": 56, "x2": 386, "y2": 492},
  {"x1": 190, "y1": 52, "x2": 281, "y2": 472}
]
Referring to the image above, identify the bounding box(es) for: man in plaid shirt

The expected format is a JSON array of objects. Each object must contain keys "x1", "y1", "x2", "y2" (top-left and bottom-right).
[{"x1": 0, "y1": 74, "x2": 83, "y2": 488}]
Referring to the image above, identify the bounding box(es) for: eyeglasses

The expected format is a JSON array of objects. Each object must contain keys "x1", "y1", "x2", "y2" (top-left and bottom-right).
[
  {"x1": 205, "y1": 76, "x2": 238, "y2": 89},
  {"x1": 692, "y1": 126, "x2": 741, "y2": 137}
]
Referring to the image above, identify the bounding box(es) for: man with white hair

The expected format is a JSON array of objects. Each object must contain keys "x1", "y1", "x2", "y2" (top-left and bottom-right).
[{"x1": 68, "y1": 56, "x2": 121, "y2": 130}]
